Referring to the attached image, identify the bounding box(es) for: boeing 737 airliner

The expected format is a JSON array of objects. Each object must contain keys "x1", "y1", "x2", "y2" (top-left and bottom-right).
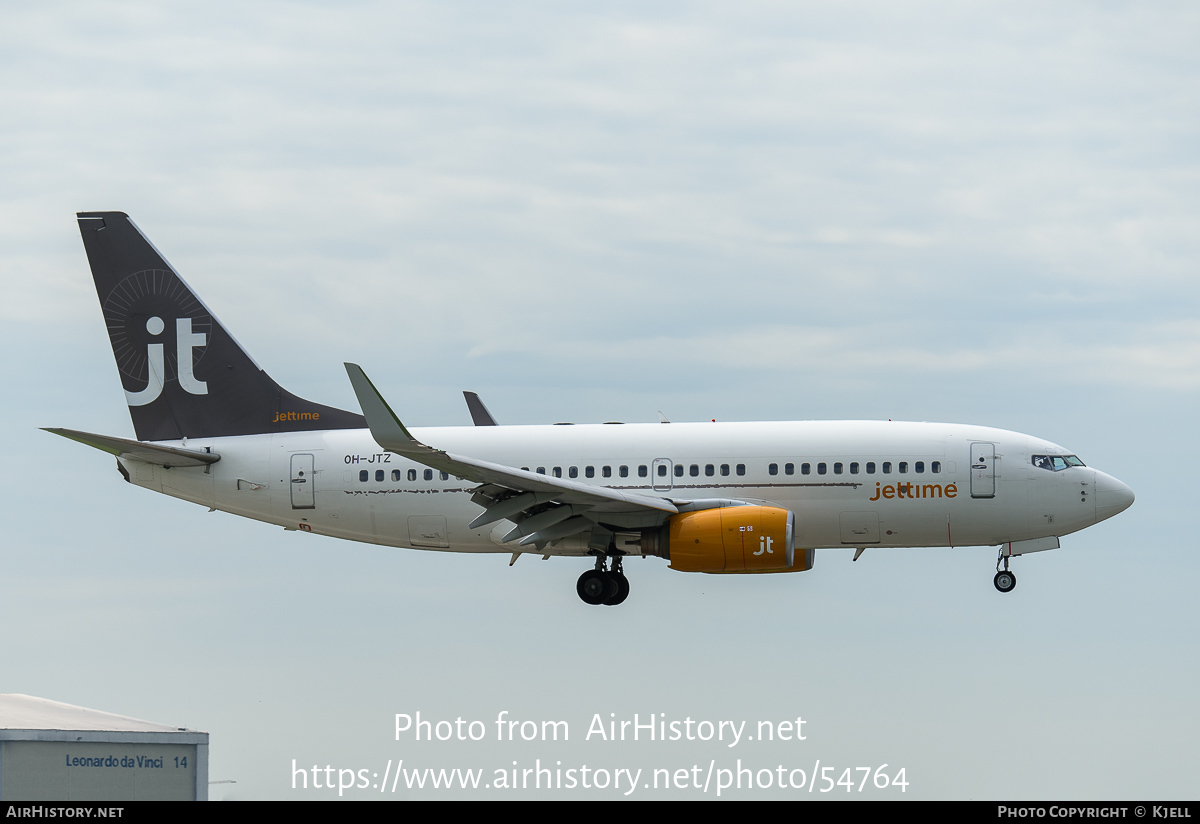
[{"x1": 48, "y1": 212, "x2": 1135, "y2": 606}]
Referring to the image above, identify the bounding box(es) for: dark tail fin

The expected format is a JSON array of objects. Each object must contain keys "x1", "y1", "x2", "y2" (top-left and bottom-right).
[{"x1": 77, "y1": 212, "x2": 365, "y2": 441}]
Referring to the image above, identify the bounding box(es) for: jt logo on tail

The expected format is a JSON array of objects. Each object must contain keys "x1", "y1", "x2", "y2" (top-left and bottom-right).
[
  {"x1": 78, "y1": 211, "x2": 365, "y2": 441},
  {"x1": 125, "y1": 316, "x2": 209, "y2": 406}
]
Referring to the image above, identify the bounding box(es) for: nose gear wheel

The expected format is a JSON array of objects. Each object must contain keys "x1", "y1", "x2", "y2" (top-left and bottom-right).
[
  {"x1": 994, "y1": 550, "x2": 1017, "y2": 593},
  {"x1": 993, "y1": 570, "x2": 1016, "y2": 592}
]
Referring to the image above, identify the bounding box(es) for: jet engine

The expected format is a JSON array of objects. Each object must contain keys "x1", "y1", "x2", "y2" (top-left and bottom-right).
[{"x1": 641, "y1": 505, "x2": 814, "y2": 573}]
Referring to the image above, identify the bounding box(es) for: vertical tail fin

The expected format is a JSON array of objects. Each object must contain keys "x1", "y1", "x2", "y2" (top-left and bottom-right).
[{"x1": 77, "y1": 212, "x2": 365, "y2": 441}]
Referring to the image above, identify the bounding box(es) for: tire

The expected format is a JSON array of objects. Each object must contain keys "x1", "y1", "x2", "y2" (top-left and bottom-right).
[
  {"x1": 994, "y1": 570, "x2": 1017, "y2": 593},
  {"x1": 604, "y1": 572, "x2": 630, "y2": 606},
  {"x1": 577, "y1": 570, "x2": 609, "y2": 605}
]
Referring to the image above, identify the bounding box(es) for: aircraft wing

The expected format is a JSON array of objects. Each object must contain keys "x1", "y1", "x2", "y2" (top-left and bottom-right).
[
  {"x1": 345, "y1": 364, "x2": 678, "y2": 549},
  {"x1": 463, "y1": 391, "x2": 498, "y2": 426}
]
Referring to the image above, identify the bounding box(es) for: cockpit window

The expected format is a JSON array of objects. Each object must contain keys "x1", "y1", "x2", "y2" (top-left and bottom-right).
[{"x1": 1032, "y1": 454, "x2": 1086, "y2": 471}]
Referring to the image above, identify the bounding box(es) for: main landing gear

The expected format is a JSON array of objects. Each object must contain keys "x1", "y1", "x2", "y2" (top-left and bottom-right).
[
  {"x1": 577, "y1": 554, "x2": 629, "y2": 606},
  {"x1": 994, "y1": 551, "x2": 1017, "y2": 593}
]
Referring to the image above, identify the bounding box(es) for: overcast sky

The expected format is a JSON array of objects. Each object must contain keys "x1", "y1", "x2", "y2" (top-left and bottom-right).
[{"x1": 1, "y1": 1, "x2": 1196, "y2": 799}]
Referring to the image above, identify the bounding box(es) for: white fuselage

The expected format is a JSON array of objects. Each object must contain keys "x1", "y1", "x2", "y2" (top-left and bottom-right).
[{"x1": 120, "y1": 420, "x2": 1130, "y2": 558}]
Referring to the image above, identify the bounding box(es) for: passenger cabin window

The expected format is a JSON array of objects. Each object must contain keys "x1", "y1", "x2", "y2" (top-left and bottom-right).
[
  {"x1": 359, "y1": 470, "x2": 368, "y2": 482},
  {"x1": 602, "y1": 466, "x2": 611, "y2": 478},
  {"x1": 375, "y1": 470, "x2": 384, "y2": 481},
  {"x1": 883, "y1": 462, "x2": 892, "y2": 474},
  {"x1": 569, "y1": 466, "x2": 578, "y2": 479},
  {"x1": 690, "y1": 464, "x2": 699, "y2": 477},
  {"x1": 424, "y1": 469, "x2": 433, "y2": 481},
  {"x1": 705, "y1": 464, "x2": 715, "y2": 476},
  {"x1": 584, "y1": 466, "x2": 593, "y2": 478},
  {"x1": 898, "y1": 462, "x2": 908, "y2": 473},
  {"x1": 785, "y1": 463, "x2": 794, "y2": 475},
  {"x1": 721, "y1": 464, "x2": 730, "y2": 476},
  {"x1": 440, "y1": 471, "x2": 449, "y2": 481},
  {"x1": 769, "y1": 463, "x2": 778, "y2": 476},
  {"x1": 834, "y1": 462, "x2": 843, "y2": 475},
  {"x1": 915, "y1": 461, "x2": 925, "y2": 474},
  {"x1": 620, "y1": 466, "x2": 629, "y2": 478},
  {"x1": 536, "y1": 467, "x2": 546, "y2": 475},
  {"x1": 850, "y1": 462, "x2": 859, "y2": 474},
  {"x1": 408, "y1": 469, "x2": 417, "y2": 481},
  {"x1": 801, "y1": 463, "x2": 811, "y2": 475},
  {"x1": 392, "y1": 469, "x2": 401, "y2": 481},
  {"x1": 866, "y1": 462, "x2": 876, "y2": 474},
  {"x1": 553, "y1": 467, "x2": 562, "y2": 478},
  {"x1": 932, "y1": 461, "x2": 941, "y2": 473},
  {"x1": 674, "y1": 465, "x2": 683, "y2": 477},
  {"x1": 638, "y1": 465, "x2": 648, "y2": 477},
  {"x1": 736, "y1": 464, "x2": 746, "y2": 476}
]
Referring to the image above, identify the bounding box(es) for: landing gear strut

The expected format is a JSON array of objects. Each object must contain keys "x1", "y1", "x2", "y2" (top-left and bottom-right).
[
  {"x1": 576, "y1": 554, "x2": 630, "y2": 606},
  {"x1": 994, "y1": 551, "x2": 1016, "y2": 593},
  {"x1": 607, "y1": 556, "x2": 630, "y2": 605}
]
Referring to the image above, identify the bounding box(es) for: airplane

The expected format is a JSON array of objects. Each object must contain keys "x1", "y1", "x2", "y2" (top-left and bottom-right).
[{"x1": 47, "y1": 211, "x2": 1135, "y2": 607}]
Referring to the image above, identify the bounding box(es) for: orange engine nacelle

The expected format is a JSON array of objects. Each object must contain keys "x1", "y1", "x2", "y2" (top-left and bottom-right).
[{"x1": 642, "y1": 506, "x2": 813, "y2": 574}]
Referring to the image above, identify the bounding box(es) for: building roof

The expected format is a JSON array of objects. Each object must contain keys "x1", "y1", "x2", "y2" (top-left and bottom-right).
[{"x1": 0, "y1": 694, "x2": 196, "y2": 734}]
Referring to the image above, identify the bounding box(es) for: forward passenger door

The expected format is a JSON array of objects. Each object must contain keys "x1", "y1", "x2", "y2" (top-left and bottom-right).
[{"x1": 970, "y1": 443, "x2": 995, "y2": 499}]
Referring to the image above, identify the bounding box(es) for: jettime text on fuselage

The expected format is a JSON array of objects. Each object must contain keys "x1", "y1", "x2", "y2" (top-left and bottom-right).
[{"x1": 868, "y1": 482, "x2": 958, "y2": 501}]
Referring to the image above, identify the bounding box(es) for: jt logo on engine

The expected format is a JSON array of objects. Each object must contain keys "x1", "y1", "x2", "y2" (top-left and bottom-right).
[{"x1": 125, "y1": 316, "x2": 209, "y2": 407}]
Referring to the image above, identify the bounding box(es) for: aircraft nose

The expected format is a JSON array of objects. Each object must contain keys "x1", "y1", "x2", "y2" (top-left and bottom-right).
[{"x1": 1094, "y1": 471, "x2": 1134, "y2": 522}]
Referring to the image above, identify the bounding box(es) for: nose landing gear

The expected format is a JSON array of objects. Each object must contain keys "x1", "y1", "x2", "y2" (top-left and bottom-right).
[
  {"x1": 577, "y1": 555, "x2": 629, "y2": 606},
  {"x1": 994, "y1": 551, "x2": 1016, "y2": 593}
]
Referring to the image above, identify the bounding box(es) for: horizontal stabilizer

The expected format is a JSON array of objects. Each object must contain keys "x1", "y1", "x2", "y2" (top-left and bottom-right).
[{"x1": 43, "y1": 428, "x2": 220, "y2": 468}]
